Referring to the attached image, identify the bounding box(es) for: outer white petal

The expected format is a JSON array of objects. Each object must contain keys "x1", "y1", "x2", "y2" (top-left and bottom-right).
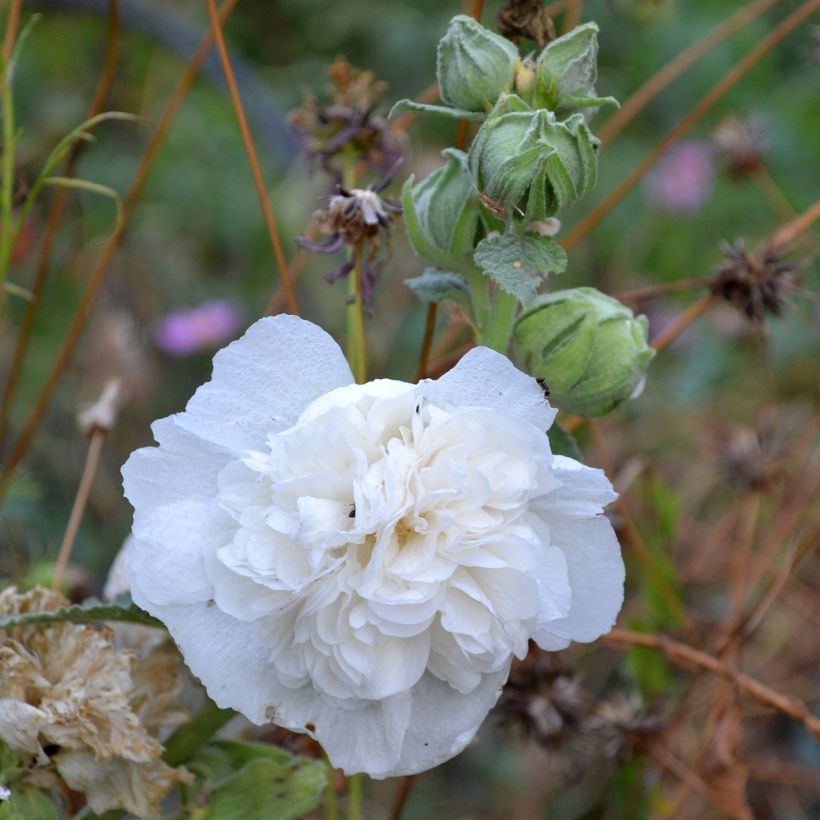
[
  {"x1": 534, "y1": 514, "x2": 623, "y2": 643},
  {"x1": 176, "y1": 315, "x2": 354, "y2": 453},
  {"x1": 423, "y1": 346, "x2": 556, "y2": 432},
  {"x1": 540, "y1": 455, "x2": 618, "y2": 515}
]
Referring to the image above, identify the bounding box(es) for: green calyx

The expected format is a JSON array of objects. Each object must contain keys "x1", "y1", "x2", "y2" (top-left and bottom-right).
[
  {"x1": 468, "y1": 96, "x2": 600, "y2": 222},
  {"x1": 515, "y1": 287, "x2": 654, "y2": 418}
]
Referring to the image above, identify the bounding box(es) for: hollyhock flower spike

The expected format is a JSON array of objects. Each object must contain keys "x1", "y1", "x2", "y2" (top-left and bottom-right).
[{"x1": 123, "y1": 316, "x2": 624, "y2": 778}]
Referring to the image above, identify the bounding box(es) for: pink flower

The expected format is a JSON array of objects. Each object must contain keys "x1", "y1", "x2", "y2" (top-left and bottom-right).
[
  {"x1": 153, "y1": 301, "x2": 244, "y2": 357},
  {"x1": 645, "y1": 141, "x2": 714, "y2": 214}
]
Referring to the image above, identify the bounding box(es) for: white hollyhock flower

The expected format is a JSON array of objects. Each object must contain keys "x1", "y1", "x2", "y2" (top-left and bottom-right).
[{"x1": 123, "y1": 316, "x2": 623, "y2": 778}]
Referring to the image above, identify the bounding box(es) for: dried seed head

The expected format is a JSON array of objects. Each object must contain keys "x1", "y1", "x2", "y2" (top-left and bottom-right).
[
  {"x1": 496, "y1": 650, "x2": 589, "y2": 747},
  {"x1": 585, "y1": 693, "x2": 662, "y2": 759},
  {"x1": 321, "y1": 188, "x2": 395, "y2": 243},
  {"x1": 711, "y1": 239, "x2": 800, "y2": 321},
  {"x1": 497, "y1": 0, "x2": 557, "y2": 48},
  {"x1": 288, "y1": 57, "x2": 405, "y2": 177},
  {"x1": 713, "y1": 115, "x2": 768, "y2": 183}
]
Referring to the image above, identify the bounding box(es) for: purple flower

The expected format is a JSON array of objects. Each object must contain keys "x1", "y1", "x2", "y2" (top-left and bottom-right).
[
  {"x1": 645, "y1": 141, "x2": 714, "y2": 214},
  {"x1": 153, "y1": 301, "x2": 244, "y2": 357}
]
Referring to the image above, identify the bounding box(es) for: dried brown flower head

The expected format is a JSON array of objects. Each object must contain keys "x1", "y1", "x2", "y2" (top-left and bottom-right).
[
  {"x1": 711, "y1": 240, "x2": 800, "y2": 321},
  {"x1": 496, "y1": 650, "x2": 589, "y2": 747},
  {"x1": 297, "y1": 182, "x2": 402, "y2": 310},
  {"x1": 0, "y1": 587, "x2": 187, "y2": 818},
  {"x1": 288, "y1": 57, "x2": 405, "y2": 177},
  {"x1": 497, "y1": 0, "x2": 557, "y2": 48},
  {"x1": 585, "y1": 693, "x2": 662, "y2": 759},
  {"x1": 713, "y1": 115, "x2": 768, "y2": 182}
]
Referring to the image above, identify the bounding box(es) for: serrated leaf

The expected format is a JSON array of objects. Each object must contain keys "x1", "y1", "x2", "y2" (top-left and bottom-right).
[
  {"x1": 405, "y1": 269, "x2": 470, "y2": 304},
  {"x1": 547, "y1": 423, "x2": 583, "y2": 461},
  {"x1": 474, "y1": 232, "x2": 567, "y2": 303},
  {"x1": 389, "y1": 99, "x2": 486, "y2": 122},
  {"x1": 189, "y1": 741, "x2": 326, "y2": 820},
  {"x1": 0, "y1": 594, "x2": 163, "y2": 630}
]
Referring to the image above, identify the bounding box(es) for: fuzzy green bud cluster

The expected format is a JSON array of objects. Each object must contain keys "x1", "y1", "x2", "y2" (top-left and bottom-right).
[{"x1": 515, "y1": 288, "x2": 654, "y2": 418}]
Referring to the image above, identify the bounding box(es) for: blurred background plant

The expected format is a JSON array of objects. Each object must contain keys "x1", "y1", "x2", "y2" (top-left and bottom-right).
[{"x1": 0, "y1": 0, "x2": 818, "y2": 817}]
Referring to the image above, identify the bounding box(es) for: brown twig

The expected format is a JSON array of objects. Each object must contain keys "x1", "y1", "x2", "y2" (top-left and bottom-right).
[
  {"x1": 0, "y1": 0, "x2": 121, "y2": 450},
  {"x1": 771, "y1": 197, "x2": 820, "y2": 251},
  {"x1": 563, "y1": 0, "x2": 820, "y2": 251},
  {"x1": 204, "y1": 0, "x2": 298, "y2": 315},
  {"x1": 599, "y1": 0, "x2": 782, "y2": 146},
  {"x1": 0, "y1": 0, "x2": 241, "y2": 500},
  {"x1": 604, "y1": 629, "x2": 820, "y2": 739},
  {"x1": 51, "y1": 428, "x2": 105, "y2": 591},
  {"x1": 561, "y1": 0, "x2": 582, "y2": 33},
  {"x1": 650, "y1": 294, "x2": 715, "y2": 353}
]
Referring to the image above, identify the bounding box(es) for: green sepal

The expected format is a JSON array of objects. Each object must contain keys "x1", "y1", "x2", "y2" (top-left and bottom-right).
[
  {"x1": 405, "y1": 268, "x2": 470, "y2": 304},
  {"x1": 0, "y1": 594, "x2": 163, "y2": 631},
  {"x1": 388, "y1": 99, "x2": 486, "y2": 122}
]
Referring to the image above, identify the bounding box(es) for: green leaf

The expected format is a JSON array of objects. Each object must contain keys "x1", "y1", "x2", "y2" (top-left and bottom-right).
[
  {"x1": 389, "y1": 99, "x2": 486, "y2": 122},
  {"x1": 163, "y1": 698, "x2": 236, "y2": 767},
  {"x1": 0, "y1": 785, "x2": 60, "y2": 820},
  {"x1": 547, "y1": 423, "x2": 583, "y2": 461},
  {"x1": 188, "y1": 741, "x2": 326, "y2": 820},
  {"x1": 474, "y1": 232, "x2": 567, "y2": 303},
  {"x1": 405, "y1": 268, "x2": 470, "y2": 304},
  {"x1": 0, "y1": 594, "x2": 163, "y2": 630}
]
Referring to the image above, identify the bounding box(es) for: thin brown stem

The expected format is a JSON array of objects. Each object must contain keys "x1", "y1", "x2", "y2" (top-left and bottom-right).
[
  {"x1": 561, "y1": 0, "x2": 583, "y2": 34},
  {"x1": 563, "y1": 0, "x2": 820, "y2": 251},
  {"x1": 204, "y1": 0, "x2": 298, "y2": 315},
  {"x1": 771, "y1": 197, "x2": 820, "y2": 251},
  {"x1": 52, "y1": 428, "x2": 105, "y2": 591},
  {"x1": 0, "y1": 0, "x2": 121, "y2": 450},
  {"x1": 0, "y1": 0, "x2": 241, "y2": 500},
  {"x1": 651, "y1": 294, "x2": 715, "y2": 353},
  {"x1": 604, "y1": 629, "x2": 820, "y2": 738},
  {"x1": 389, "y1": 775, "x2": 417, "y2": 820},
  {"x1": 2, "y1": 0, "x2": 21, "y2": 62},
  {"x1": 599, "y1": 0, "x2": 782, "y2": 146},
  {"x1": 618, "y1": 276, "x2": 715, "y2": 304},
  {"x1": 415, "y1": 302, "x2": 438, "y2": 382}
]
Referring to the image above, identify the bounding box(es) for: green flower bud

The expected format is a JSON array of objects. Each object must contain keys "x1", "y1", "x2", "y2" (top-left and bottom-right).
[
  {"x1": 437, "y1": 16, "x2": 519, "y2": 112},
  {"x1": 534, "y1": 22, "x2": 618, "y2": 116},
  {"x1": 402, "y1": 148, "x2": 480, "y2": 273},
  {"x1": 468, "y1": 96, "x2": 599, "y2": 221},
  {"x1": 515, "y1": 287, "x2": 654, "y2": 418}
]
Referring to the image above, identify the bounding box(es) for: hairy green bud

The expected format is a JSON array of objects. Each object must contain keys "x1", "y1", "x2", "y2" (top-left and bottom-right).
[
  {"x1": 402, "y1": 148, "x2": 480, "y2": 273},
  {"x1": 468, "y1": 96, "x2": 599, "y2": 221},
  {"x1": 437, "y1": 15, "x2": 519, "y2": 112},
  {"x1": 515, "y1": 287, "x2": 654, "y2": 418},
  {"x1": 534, "y1": 22, "x2": 618, "y2": 116}
]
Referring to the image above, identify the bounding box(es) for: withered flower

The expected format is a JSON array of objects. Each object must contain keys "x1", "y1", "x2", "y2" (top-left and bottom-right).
[
  {"x1": 711, "y1": 239, "x2": 799, "y2": 321},
  {"x1": 497, "y1": 0, "x2": 557, "y2": 48},
  {"x1": 713, "y1": 115, "x2": 768, "y2": 182},
  {"x1": 0, "y1": 587, "x2": 187, "y2": 818},
  {"x1": 585, "y1": 693, "x2": 662, "y2": 759},
  {"x1": 297, "y1": 181, "x2": 402, "y2": 310},
  {"x1": 496, "y1": 650, "x2": 589, "y2": 747},
  {"x1": 288, "y1": 57, "x2": 405, "y2": 177}
]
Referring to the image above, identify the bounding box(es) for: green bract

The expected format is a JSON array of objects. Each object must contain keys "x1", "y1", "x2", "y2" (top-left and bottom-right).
[
  {"x1": 534, "y1": 22, "x2": 619, "y2": 116},
  {"x1": 402, "y1": 148, "x2": 480, "y2": 274},
  {"x1": 515, "y1": 287, "x2": 654, "y2": 418},
  {"x1": 468, "y1": 96, "x2": 600, "y2": 221},
  {"x1": 437, "y1": 15, "x2": 519, "y2": 112}
]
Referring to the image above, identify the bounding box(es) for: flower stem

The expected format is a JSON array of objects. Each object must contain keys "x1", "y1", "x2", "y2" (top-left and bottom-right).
[
  {"x1": 324, "y1": 757, "x2": 338, "y2": 820},
  {"x1": 347, "y1": 241, "x2": 367, "y2": 383},
  {"x1": 479, "y1": 286, "x2": 518, "y2": 354},
  {"x1": 0, "y1": 40, "x2": 16, "y2": 290},
  {"x1": 415, "y1": 301, "x2": 438, "y2": 381},
  {"x1": 347, "y1": 773, "x2": 364, "y2": 820}
]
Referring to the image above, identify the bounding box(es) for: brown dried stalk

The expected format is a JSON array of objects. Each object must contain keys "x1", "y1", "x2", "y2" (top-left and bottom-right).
[
  {"x1": 2, "y1": 0, "x2": 21, "y2": 62},
  {"x1": 563, "y1": 0, "x2": 820, "y2": 251},
  {"x1": 204, "y1": 0, "x2": 298, "y2": 316},
  {"x1": 604, "y1": 629, "x2": 820, "y2": 739},
  {"x1": 599, "y1": 0, "x2": 783, "y2": 146},
  {"x1": 0, "y1": 0, "x2": 241, "y2": 499}
]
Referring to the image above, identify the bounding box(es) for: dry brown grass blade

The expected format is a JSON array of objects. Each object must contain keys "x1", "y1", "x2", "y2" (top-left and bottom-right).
[
  {"x1": 0, "y1": 0, "x2": 241, "y2": 500},
  {"x1": 2, "y1": 0, "x2": 21, "y2": 62}
]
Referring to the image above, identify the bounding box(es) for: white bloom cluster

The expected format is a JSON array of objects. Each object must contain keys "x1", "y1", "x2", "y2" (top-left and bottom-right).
[{"x1": 123, "y1": 316, "x2": 623, "y2": 777}]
